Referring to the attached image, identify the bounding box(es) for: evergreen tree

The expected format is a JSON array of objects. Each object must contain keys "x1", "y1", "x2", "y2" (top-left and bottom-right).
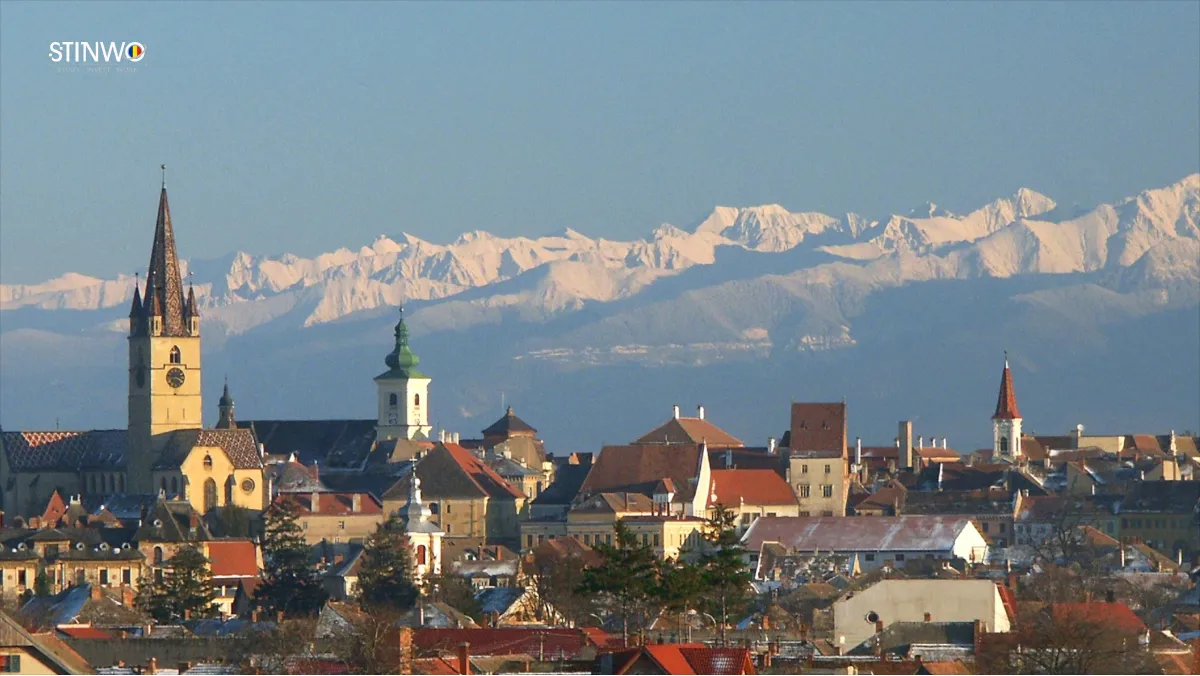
[
  {"x1": 699, "y1": 505, "x2": 752, "y2": 646},
  {"x1": 654, "y1": 557, "x2": 705, "y2": 641},
  {"x1": 577, "y1": 519, "x2": 658, "y2": 647},
  {"x1": 33, "y1": 566, "x2": 53, "y2": 597},
  {"x1": 423, "y1": 571, "x2": 483, "y2": 623},
  {"x1": 137, "y1": 547, "x2": 218, "y2": 622},
  {"x1": 256, "y1": 500, "x2": 328, "y2": 617},
  {"x1": 357, "y1": 514, "x2": 419, "y2": 613}
]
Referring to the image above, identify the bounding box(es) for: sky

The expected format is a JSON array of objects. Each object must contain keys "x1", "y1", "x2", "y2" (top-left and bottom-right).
[{"x1": 1, "y1": 1, "x2": 1197, "y2": 284}]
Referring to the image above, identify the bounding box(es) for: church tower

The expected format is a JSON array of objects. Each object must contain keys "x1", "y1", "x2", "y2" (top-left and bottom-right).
[
  {"x1": 992, "y1": 352, "x2": 1022, "y2": 461},
  {"x1": 128, "y1": 174, "x2": 203, "y2": 492},
  {"x1": 375, "y1": 306, "x2": 432, "y2": 441}
]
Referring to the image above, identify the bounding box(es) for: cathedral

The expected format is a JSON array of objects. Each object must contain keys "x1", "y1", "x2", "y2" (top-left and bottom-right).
[{"x1": 1, "y1": 181, "x2": 267, "y2": 517}]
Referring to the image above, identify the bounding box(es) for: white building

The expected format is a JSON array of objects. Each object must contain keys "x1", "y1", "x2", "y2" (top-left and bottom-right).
[{"x1": 833, "y1": 579, "x2": 1012, "y2": 653}]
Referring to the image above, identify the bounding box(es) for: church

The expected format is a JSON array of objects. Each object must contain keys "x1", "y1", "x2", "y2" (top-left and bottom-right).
[{"x1": 0, "y1": 180, "x2": 268, "y2": 518}]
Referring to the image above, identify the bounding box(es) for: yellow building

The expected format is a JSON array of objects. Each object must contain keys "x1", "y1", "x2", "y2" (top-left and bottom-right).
[{"x1": 0, "y1": 181, "x2": 266, "y2": 518}]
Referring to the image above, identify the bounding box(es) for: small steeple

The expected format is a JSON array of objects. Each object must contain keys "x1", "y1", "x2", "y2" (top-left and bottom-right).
[
  {"x1": 184, "y1": 276, "x2": 199, "y2": 318},
  {"x1": 993, "y1": 351, "x2": 1021, "y2": 420},
  {"x1": 400, "y1": 474, "x2": 441, "y2": 534},
  {"x1": 129, "y1": 273, "x2": 144, "y2": 318},
  {"x1": 146, "y1": 282, "x2": 163, "y2": 317},
  {"x1": 383, "y1": 305, "x2": 424, "y2": 377},
  {"x1": 216, "y1": 377, "x2": 235, "y2": 429}
]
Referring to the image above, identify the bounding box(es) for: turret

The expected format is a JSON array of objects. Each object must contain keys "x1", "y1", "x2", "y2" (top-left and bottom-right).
[
  {"x1": 184, "y1": 283, "x2": 200, "y2": 335},
  {"x1": 129, "y1": 278, "x2": 145, "y2": 336},
  {"x1": 146, "y1": 283, "x2": 164, "y2": 336},
  {"x1": 216, "y1": 378, "x2": 235, "y2": 429}
]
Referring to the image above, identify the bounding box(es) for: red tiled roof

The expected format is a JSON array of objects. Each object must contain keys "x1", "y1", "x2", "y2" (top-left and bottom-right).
[
  {"x1": 414, "y1": 657, "x2": 461, "y2": 675},
  {"x1": 788, "y1": 403, "x2": 846, "y2": 455},
  {"x1": 580, "y1": 444, "x2": 705, "y2": 502},
  {"x1": 920, "y1": 660, "x2": 973, "y2": 675},
  {"x1": 993, "y1": 357, "x2": 1021, "y2": 420},
  {"x1": 915, "y1": 446, "x2": 960, "y2": 460},
  {"x1": 41, "y1": 490, "x2": 68, "y2": 525},
  {"x1": 206, "y1": 540, "x2": 260, "y2": 578},
  {"x1": 637, "y1": 417, "x2": 743, "y2": 447},
  {"x1": 56, "y1": 625, "x2": 114, "y2": 640},
  {"x1": 677, "y1": 647, "x2": 755, "y2": 675},
  {"x1": 641, "y1": 644, "x2": 700, "y2": 674},
  {"x1": 274, "y1": 492, "x2": 383, "y2": 515},
  {"x1": 997, "y1": 584, "x2": 1018, "y2": 624},
  {"x1": 1051, "y1": 602, "x2": 1145, "y2": 634},
  {"x1": 1, "y1": 429, "x2": 127, "y2": 472},
  {"x1": 708, "y1": 470, "x2": 796, "y2": 508},
  {"x1": 441, "y1": 443, "x2": 524, "y2": 500}
]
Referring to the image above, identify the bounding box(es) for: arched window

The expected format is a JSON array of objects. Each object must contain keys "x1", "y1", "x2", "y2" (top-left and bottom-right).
[
  {"x1": 414, "y1": 393, "x2": 420, "y2": 407},
  {"x1": 416, "y1": 544, "x2": 427, "y2": 566},
  {"x1": 999, "y1": 437, "x2": 1010, "y2": 454},
  {"x1": 170, "y1": 477, "x2": 178, "y2": 496},
  {"x1": 154, "y1": 546, "x2": 164, "y2": 565},
  {"x1": 225, "y1": 477, "x2": 235, "y2": 506},
  {"x1": 204, "y1": 478, "x2": 218, "y2": 513},
  {"x1": 203, "y1": 455, "x2": 213, "y2": 470},
  {"x1": 169, "y1": 346, "x2": 181, "y2": 364},
  {"x1": 389, "y1": 393, "x2": 398, "y2": 406},
  {"x1": 160, "y1": 477, "x2": 167, "y2": 494}
]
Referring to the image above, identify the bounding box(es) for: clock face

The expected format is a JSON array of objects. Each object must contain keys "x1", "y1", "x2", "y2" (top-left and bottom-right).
[
  {"x1": 135, "y1": 366, "x2": 146, "y2": 388},
  {"x1": 166, "y1": 367, "x2": 186, "y2": 388},
  {"x1": 388, "y1": 414, "x2": 399, "y2": 425}
]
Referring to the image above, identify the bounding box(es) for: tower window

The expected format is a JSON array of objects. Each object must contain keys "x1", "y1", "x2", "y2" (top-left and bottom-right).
[
  {"x1": 204, "y1": 478, "x2": 218, "y2": 513},
  {"x1": 1000, "y1": 437, "x2": 1010, "y2": 454},
  {"x1": 169, "y1": 346, "x2": 181, "y2": 364},
  {"x1": 203, "y1": 455, "x2": 213, "y2": 470},
  {"x1": 389, "y1": 393, "x2": 398, "y2": 407},
  {"x1": 414, "y1": 393, "x2": 420, "y2": 407},
  {"x1": 417, "y1": 545, "x2": 427, "y2": 566}
]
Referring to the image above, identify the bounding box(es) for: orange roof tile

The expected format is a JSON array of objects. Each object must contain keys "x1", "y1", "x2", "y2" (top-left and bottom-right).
[
  {"x1": 1051, "y1": 602, "x2": 1145, "y2": 634},
  {"x1": 789, "y1": 403, "x2": 847, "y2": 455},
  {"x1": 442, "y1": 443, "x2": 524, "y2": 499},
  {"x1": 637, "y1": 417, "x2": 743, "y2": 447},
  {"x1": 275, "y1": 492, "x2": 383, "y2": 515},
  {"x1": 708, "y1": 470, "x2": 796, "y2": 507},
  {"x1": 993, "y1": 356, "x2": 1021, "y2": 420},
  {"x1": 206, "y1": 540, "x2": 260, "y2": 578}
]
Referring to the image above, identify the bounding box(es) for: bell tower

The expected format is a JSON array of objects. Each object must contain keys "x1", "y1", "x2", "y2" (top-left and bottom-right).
[
  {"x1": 375, "y1": 306, "x2": 432, "y2": 442},
  {"x1": 992, "y1": 352, "x2": 1022, "y2": 461},
  {"x1": 128, "y1": 169, "x2": 203, "y2": 492}
]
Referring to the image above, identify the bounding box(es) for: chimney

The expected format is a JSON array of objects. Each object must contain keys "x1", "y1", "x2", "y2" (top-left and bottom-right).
[
  {"x1": 277, "y1": 610, "x2": 285, "y2": 623},
  {"x1": 90, "y1": 585, "x2": 102, "y2": 600},
  {"x1": 855, "y1": 438, "x2": 862, "y2": 467},
  {"x1": 874, "y1": 620, "x2": 884, "y2": 656},
  {"x1": 142, "y1": 624, "x2": 151, "y2": 637},
  {"x1": 146, "y1": 657, "x2": 158, "y2": 675},
  {"x1": 312, "y1": 460, "x2": 320, "y2": 483},
  {"x1": 184, "y1": 609, "x2": 192, "y2": 620},
  {"x1": 942, "y1": 437, "x2": 948, "y2": 449},
  {"x1": 924, "y1": 612, "x2": 932, "y2": 622},
  {"x1": 918, "y1": 435, "x2": 924, "y2": 449},
  {"x1": 974, "y1": 619, "x2": 984, "y2": 657},
  {"x1": 457, "y1": 642, "x2": 471, "y2": 675},
  {"x1": 697, "y1": 405, "x2": 705, "y2": 420},
  {"x1": 900, "y1": 421, "x2": 913, "y2": 471},
  {"x1": 122, "y1": 586, "x2": 134, "y2": 607},
  {"x1": 311, "y1": 491, "x2": 320, "y2": 512},
  {"x1": 351, "y1": 494, "x2": 362, "y2": 513},
  {"x1": 673, "y1": 404, "x2": 680, "y2": 420},
  {"x1": 251, "y1": 610, "x2": 259, "y2": 623},
  {"x1": 439, "y1": 429, "x2": 446, "y2": 443},
  {"x1": 768, "y1": 437, "x2": 777, "y2": 455}
]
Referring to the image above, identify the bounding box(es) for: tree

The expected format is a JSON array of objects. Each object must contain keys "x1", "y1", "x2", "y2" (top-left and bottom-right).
[
  {"x1": 257, "y1": 500, "x2": 328, "y2": 617},
  {"x1": 699, "y1": 505, "x2": 753, "y2": 647},
  {"x1": 34, "y1": 566, "x2": 53, "y2": 597},
  {"x1": 978, "y1": 605, "x2": 1159, "y2": 674},
  {"x1": 528, "y1": 548, "x2": 593, "y2": 628},
  {"x1": 577, "y1": 520, "x2": 658, "y2": 647},
  {"x1": 423, "y1": 571, "x2": 483, "y2": 623},
  {"x1": 357, "y1": 514, "x2": 419, "y2": 613},
  {"x1": 137, "y1": 547, "x2": 218, "y2": 623},
  {"x1": 213, "y1": 503, "x2": 253, "y2": 538},
  {"x1": 654, "y1": 557, "x2": 705, "y2": 641}
]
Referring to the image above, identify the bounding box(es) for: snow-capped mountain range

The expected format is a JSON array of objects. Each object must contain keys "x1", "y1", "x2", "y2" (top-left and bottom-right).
[{"x1": 1, "y1": 175, "x2": 1197, "y2": 451}]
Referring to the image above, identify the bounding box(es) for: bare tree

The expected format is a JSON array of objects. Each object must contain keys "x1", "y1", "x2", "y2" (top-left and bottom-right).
[{"x1": 978, "y1": 605, "x2": 1159, "y2": 675}]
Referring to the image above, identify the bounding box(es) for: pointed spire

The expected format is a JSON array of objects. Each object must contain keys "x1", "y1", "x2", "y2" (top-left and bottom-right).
[
  {"x1": 146, "y1": 282, "x2": 163, "y2": 316},
  {"x1": 145, "y1": 177, "x2": 187, "y2": 336},
  {"x1": 185, "y1": 279, "x2": 199, "y2": 318},
  {"x1": 217, "y1": 377, "x2": 235, "y2": 429},
  {"x1": 993, "y1": 352, "x2": 1021, "y2": 420},
  {"x1": 129, "y1": 273, "x2": 144, "y2": 318}
]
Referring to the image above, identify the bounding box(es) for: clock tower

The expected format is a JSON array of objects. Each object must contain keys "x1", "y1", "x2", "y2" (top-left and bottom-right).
[
  {"x1": 128, "y1": 177, "x2": 203, "y2": 492},
  {"x1": 375, "y1": 306, "x2": 432, "y2": 442}
]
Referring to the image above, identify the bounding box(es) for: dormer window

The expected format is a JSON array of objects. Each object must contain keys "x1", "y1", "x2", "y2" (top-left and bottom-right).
[{"x1": 169, "y1": 346, "x2": 181, "y2": 364}]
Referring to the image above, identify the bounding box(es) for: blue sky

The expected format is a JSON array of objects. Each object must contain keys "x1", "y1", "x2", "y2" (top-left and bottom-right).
[{"x1": 1, "y1": 1, "x2": 1197, "y2": 283}]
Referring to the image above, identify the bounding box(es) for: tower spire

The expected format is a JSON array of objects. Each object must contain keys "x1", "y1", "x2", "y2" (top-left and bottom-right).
[
  {"x1": 993, "y1": 352, "x2": 1021, "y2": 420},
  {"x1": 145, "y1": 175, "x2": 187, "y2": 336},
  {"x1": 384, "y1": 305, "x2": 423, "y2": 376},
  {"x1": 161, "y1": 163, "x2": 166, "y2": 189}
]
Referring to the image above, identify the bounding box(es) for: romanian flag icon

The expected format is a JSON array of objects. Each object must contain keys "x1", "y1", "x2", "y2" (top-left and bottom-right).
[{"x1": 127, "y1": 43, "x2": 144, "y2": 60}]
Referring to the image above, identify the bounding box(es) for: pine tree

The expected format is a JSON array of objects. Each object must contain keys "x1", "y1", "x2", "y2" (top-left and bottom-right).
[
  {"x1": 137, "y1": 547, "x2": 218, "y2": 622},
  {"x1": 357, "y1": 514, "x2": 419, "y2": 613},
  {"x1": 33, "y1": 566, "x2": 53, "y2": 597},
  {"x1": 577, "y1": 519, "x2": 658, "y2": 647},
  {"x1": 699, "y1": 505, "x2": 752, "y2": 647},
  {"x1": 655, "y1": 557, "x2": 705, "y2": 641},
  {"x1": 256, "y1": 499, "x2": 328, "y2": 617}
]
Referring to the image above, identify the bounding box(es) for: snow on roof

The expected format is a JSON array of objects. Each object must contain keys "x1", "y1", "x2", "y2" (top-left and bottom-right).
[{"x1": 742, "y1": 516, "x2": 977, "y2": 553}]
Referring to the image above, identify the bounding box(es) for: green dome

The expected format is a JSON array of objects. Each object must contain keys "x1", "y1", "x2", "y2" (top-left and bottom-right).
[{"x1": 383, "y1": 306, "x2": 425, "y2": 377}]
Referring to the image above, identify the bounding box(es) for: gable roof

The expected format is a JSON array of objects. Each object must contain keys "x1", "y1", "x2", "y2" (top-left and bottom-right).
[
  {"x1": 416, "y1": 444, "x2": 522, "y2": 501},
  {"x1": 579, "y1": 444, "x2": 705, "y2": 502},
  {"x1": 206, "y1": 540, "x2": 259, "y2": 578},
  {"x1": 788, "y1": 403, "x2": 846, "y2": 455},
  {"x1": 742, "y1": 516, "x2": 978, "y2": 553},
  {"x1": 153, "y1": 428, "x2": 262, "y2": 470},
  {"x1": 482, "y1": 407, "x2": 537, "y2": 438},
  {"x1": 2, "y1": 429, "x2": 128, "y2": 472},
  {"x1": 133, "y1": 498, "x2": 211, "y2": 543},
  {"x1": 1050, "y1": 601, "x2": 1145, "y2": 634},
  {"x1": 708, "y1": 470, "x2": 796, "y2": 508},
  {"x1": 0, "y1": 610, "x2": 92, "y2": 674},
  {"x1": 238, "y1": 419, "x2": 376, "y2": 469},
  {"x1": 636, "y1": 417, "x2": 743, "y2": 448}
]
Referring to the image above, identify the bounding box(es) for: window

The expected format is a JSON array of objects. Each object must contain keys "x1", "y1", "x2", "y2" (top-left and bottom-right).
[
  {"x1": 801, "y1": 465, "x2": 809, "y2": 474},
  {"x1": 822, "y1": 510, "x2": 834, "y2": 517},
  {"x1": 445, "y1": 523, "x2": 452, "y2": 534},
  {"x1": 799, "y1": 485, "x2": 810, "y2": 498},
  {"x1": 17, "y1": 570, "x2": 26, "y2": 587},
  {"x1": 1121, "y1": 518, "x2": 1128, "y2": 528},
  {"x1": 389, "y1": 393, "x2": 398, "y2": 406},
  {"x1": 767, "y1": 512, "x2": 776, "y2": 518},
  {"x1": 653, "y1": 534, "x2": 660, "y2": 547},
  {"x1": 583, "y1": 534, "x2": 591, "y2": 545},
  {"x1": 999, "y1": 523, "x2": 1006, "y2": 533},
  {"x1": 999, "y1": 437, "x2": 1009, "y2": 454},
  {"x1": 203, "y1": 455, "x2": 214, "y2": 470},
  {"x1": 2, "y1": 655, "x2": 22, "y2": 672},
  {"x1": 414, "y1": 393, "x2": 420, "y2": 407},
  {"x1": 225, "y1": 477, "x2": 234, "y2": 505},
  {"x1": 100, "y1": 569, "x2": 109, "y2": 585},
  {"x1": 154, "y1": 547, "x2": 163, "y2": 565},
  {"x1": 417, "y1": 545, "x2": 427, "y2": 566},
  {"x1": 527, "y1": 535, "x2": 534, "y2": 549},
  {"x1": 895, "y1": 554, "x2": 905, "y2": 561},
  {"x1": 169, "y1": 346, "x2": 181, "y2": 364},
  {"x1": 825, "y1": 464, "x2": 831, "y2": 474},
  {"x1": 982, "y1": 522, "x2": 990, "y2": 533},
  {"x1": 445, "y1": 503, "x2": 451, "y2": 515},
  {"x1": 429, "y1": 503, "x2": 439, "y2": 515},
  {"x1": 204, "y1": 478, "x2": 218, "y2": 513},
  {"x1": 76, "y1": 569, "x2": 85, "y2": 585},
  {"x1": 123, "y1": 569, "x2": 132, "y2": 585},
  {"x1": 865, "y1": 554, "x2": 876, "y2": 562},
  {"x1": 822, "y1": 485, "x2": 833, "y2": 498},
  {"x1": 338, "y1": 521, "x2": 346, "y2": 530}
]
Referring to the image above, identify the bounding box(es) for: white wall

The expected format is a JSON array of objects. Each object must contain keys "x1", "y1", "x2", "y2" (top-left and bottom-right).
[{"x1": 834, "y1": 579, "x2": 1010, "y2": 653}]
